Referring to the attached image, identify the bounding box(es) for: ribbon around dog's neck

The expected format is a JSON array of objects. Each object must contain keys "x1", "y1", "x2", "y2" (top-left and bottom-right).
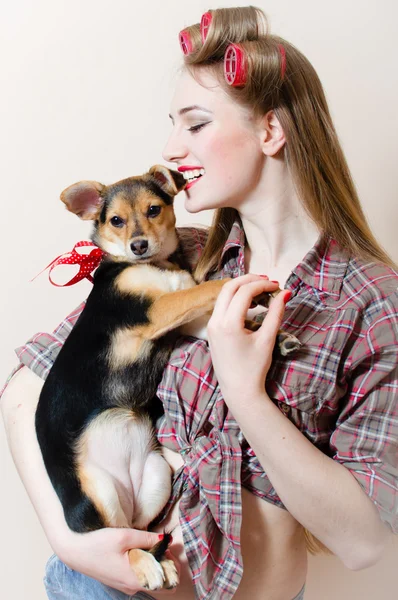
[{"x1": 31, "y1": 241, "x2": 105, "y2": 287}]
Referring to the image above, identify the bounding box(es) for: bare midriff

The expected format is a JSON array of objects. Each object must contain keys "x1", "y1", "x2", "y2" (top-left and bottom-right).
[{"x1": 150, "y1": 448, "x2": 308, "y2": 600}]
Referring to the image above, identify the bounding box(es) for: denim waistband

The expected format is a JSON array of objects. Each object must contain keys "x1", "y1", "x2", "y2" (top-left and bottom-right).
[{"x1": 291, "y1": 583, "x2": 306, "y2": 600}]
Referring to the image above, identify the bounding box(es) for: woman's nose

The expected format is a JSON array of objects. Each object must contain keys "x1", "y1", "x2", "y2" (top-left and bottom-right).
[{"x1": 162, "y1": 130, "x2": 188, "y2": 163}]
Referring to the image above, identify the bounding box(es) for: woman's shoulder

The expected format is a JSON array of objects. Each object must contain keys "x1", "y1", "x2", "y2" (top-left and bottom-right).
[
  {"x1": 177, "y1": 224, "x2": 209, "y2": 246},
  {"x1": 341, "y1": 255, "x2": 398, "y2": 318},
  {"x1": 177, "y1": 225, "x2": 209, "y2": 270}
]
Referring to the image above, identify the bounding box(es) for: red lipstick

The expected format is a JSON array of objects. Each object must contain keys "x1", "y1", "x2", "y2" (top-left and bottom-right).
[
  {"x1": 185, "y1": 178, "x2": 202, "y2": 190},
  {"x1": 178, "y1": 165, "x2": 204, "y2": 172}
]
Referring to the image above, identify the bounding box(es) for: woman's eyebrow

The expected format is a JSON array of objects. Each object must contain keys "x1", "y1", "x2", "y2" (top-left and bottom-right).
[{"x1": 169, "y1": 105, "x2": 213, "y2": 120}]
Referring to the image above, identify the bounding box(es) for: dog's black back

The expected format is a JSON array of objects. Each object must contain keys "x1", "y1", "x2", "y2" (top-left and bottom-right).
[{"x1": 35, "y1": 259, "x2": 180, "y2": 532}]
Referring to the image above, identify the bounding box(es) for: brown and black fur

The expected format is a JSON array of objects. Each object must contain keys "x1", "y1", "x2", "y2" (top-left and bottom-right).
[{"x1": 35, "y1": 166, "x2": 233, "y2": 590}]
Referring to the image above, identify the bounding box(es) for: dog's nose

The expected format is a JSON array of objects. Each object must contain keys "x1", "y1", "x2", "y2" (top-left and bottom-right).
[{"x1": 130, "y1": 239, "x2": 149, "y2": 256}]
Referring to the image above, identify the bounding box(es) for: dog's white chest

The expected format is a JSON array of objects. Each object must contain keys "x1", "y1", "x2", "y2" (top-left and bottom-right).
[{"x1": 116, "y1": 264, "x2": 196, "y2": 296}]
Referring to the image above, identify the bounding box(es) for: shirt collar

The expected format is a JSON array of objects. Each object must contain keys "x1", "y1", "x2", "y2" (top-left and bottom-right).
[
  {"x1": 219, "y1": 216, "x2": 246, "y2": 262},
  {"x1": 219, "y1": 217, "x2": 350, "y2": 296},
  {"x1": 292, "y1": 234, "x2": 350, "y2": 296}
]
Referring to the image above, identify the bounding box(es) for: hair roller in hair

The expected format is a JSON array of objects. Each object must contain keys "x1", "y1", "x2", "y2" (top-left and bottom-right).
[
  {"x1": 179, "y1": 30, "x2": 193, "y2": 55},
  {"x1": 224, "y1": 43, "x2": 247, "y2": 87},
  {"x1": 200, "y1": 12, "x2": 213, "y2": 43},
  {"x1": 278, "y1": 44, "x2": 286, "y2": 80}
]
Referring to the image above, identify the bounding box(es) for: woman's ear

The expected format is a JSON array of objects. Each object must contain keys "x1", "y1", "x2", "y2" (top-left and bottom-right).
[{"x1": 259, "y1": 110, "x2": 286, "y2": 156}]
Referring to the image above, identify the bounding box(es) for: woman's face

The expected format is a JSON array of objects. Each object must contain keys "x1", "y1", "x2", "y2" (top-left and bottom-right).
[{"x1": 163, "y1": 69, "x2": 266, "y2": 213}]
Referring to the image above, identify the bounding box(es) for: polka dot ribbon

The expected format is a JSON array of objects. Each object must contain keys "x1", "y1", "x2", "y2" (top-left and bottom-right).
[{"x1": 31, "y1": 241, "x2": 105, "y2": 287}]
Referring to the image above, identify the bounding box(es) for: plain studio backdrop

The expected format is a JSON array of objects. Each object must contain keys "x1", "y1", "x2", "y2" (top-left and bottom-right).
[{"x1": 1, "y1": 1, "x2": 397, "y2": 599}]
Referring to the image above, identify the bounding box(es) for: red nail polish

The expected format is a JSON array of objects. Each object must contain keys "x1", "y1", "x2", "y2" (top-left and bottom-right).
[
  {"x1": 259, "y1": 275, "x2": 269, "y2": 279},
  {"x1": 158, "y1": 534, "x2": 164, "y2": 540},
  {"x1": 169, "y1": 535, "x2": 173, "y2": 544},
  {"x1": 271, "y1": 280, "x2": 279, "y2": 284},
  {"x1": 284, "y1": 291, "x2": 292, "y2": 303}
]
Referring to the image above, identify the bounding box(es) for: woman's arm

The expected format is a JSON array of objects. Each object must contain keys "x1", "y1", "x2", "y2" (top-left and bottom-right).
[
  {"x1": 207, "y1": 274, "x2": 393, "y2": 570},
  {"x1": 225, "y1": 392, "x2": 391, "y2": 570},
  {"x1": 1, "y1": 366, "x2": 170, "y2": 595},
  {"x1": 1, "y1": 367, "x2": 71, "y2": 551}
]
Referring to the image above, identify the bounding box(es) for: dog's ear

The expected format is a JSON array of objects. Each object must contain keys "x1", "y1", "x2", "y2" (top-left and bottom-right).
[
  {"x1": 148, "y1": 165, "x2": 186, "y2": 197},
  {"x1": 60, "y1": 181, "x2": 105, "y2": 220}
]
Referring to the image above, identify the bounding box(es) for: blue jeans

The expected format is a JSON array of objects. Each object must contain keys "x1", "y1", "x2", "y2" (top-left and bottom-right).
[
  {"x1": 44, "y1": 554, "x2": 154, "y2": 600},
  {"x1": 44, "y1": 554, "x2": 305, "y2": 599}
]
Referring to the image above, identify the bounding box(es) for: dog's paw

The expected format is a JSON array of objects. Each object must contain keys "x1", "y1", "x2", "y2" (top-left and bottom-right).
[
  {"x1": 251, "y1": 291, "x2": 272, "y2": 309},
  {"x1": 276, "y1": 331, "x2": 301, "y2": 356},
  {"x1": 244, "y1": 318, "x2": 262, "y2": 332},
  {"x1": 128, "y1": 549, "x2": 165, "y2": 590},
  {"x1": 160, "y1": 557, "x2": 179, "y2": 589}
]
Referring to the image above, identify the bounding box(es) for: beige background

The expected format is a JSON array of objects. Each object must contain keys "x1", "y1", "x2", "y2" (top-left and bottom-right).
[{"x1": 1, "y1": 0, "x2": 397, "y2": 598}]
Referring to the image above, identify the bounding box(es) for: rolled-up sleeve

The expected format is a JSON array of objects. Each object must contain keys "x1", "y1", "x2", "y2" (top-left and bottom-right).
[{"x1": 330, "y1": 292, "x2": 398, "y2": 533}]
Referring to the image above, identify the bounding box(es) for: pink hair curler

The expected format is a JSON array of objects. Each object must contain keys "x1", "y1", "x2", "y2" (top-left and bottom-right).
[
  {"x1": 200, "y1": 12, "x2": 213, "y2": 43},
  {"x1": 224, "y1": 43, "x2": 247, "y2": 87},
  {"x1": 179, "y1": 30, "x2": 193, "y2": 55},
  {"x1": 278, "y1": 44, "x2": 286, "y2": 80}
]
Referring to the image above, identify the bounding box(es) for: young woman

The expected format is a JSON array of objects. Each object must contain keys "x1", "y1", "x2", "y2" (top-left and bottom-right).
[{"x1": 1, "y1": 6, "x2": 397, "y2": 600}]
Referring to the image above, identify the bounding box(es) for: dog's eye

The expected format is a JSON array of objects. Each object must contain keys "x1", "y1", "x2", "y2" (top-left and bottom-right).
[
  {"x1": 147, "y1": 205, "x2": 161, "y2": 218},
  {"x1": 110, "y1": 216, "x2": 125, "y2": 228}
]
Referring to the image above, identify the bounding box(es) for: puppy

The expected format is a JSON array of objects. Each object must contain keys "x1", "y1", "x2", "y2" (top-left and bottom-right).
[
  {"x1": 35, "y1": 165, "x2": 299, "y2": 591},
  {"x1": 35, "y1": 165, "x2": 233, "y2": 591}
]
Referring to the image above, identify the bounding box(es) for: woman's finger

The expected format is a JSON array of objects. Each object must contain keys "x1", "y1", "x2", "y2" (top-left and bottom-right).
[
  {"x1": 118, "y1": 528, "x2": 163, "y2": 552},
  {"x1": 222, "y1": 280, "x2": 280, "y2": 330},
  {"x1": 211, "y1": 274, "x2": 269, "y2": 320},
  {"x1": 258, "y1": 290, "x2": 291, "y2": 344}
]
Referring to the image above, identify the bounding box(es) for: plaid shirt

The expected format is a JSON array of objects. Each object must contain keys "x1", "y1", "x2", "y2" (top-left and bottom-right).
[{"x1": 2, "y1": 221, "x2": 398, "y2": 600}]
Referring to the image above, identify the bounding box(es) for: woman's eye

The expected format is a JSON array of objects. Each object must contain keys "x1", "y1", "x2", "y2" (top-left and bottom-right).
[
  {"x1": 188, "y1": 122, "x2": 208, "y2": 133},
  {"x1": 110, "y1": 216, "x2": 125, "y2": 227},
  {"x1": 147, "y1": 205, "x2": 161, "y2": 218}
]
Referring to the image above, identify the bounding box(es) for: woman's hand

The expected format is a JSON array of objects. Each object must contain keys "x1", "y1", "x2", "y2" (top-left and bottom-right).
[
  {"x1": 207, "y1": 274, "x2": 290, "y2": 406},
  {"x1": 60, "y1": 527, "x2": 179, "y2": 595}
]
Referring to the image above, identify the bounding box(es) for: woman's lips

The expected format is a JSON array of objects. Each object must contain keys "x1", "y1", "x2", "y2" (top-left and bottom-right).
[
  {"x1": 185, "y1": 176, "x2": 203, "y2": 190},
  {"x1": 178, "y1": 165, "x2": 204, "y2": 172}
]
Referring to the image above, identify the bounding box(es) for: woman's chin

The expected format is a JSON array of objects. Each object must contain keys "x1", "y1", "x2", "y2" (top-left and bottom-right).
[
  {"x1": 184, "y1": 193, "x2": 221, "y2": 214},
  {"x1": 184, "y1": 196, "x2": 205, "y2": 214}
]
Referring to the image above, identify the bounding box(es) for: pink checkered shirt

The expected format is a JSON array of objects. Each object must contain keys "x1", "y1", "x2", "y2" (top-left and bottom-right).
[{"x1": 2, "y1": 221, "x2": 398, "y2": 599}]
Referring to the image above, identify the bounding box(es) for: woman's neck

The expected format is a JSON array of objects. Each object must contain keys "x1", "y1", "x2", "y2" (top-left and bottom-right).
[
  {"x1": 238, "y1": 160, "x2": 319, "y2": 286},
  {"x1": 243, "y1": 218, "x2": 319, "y2": 287}
]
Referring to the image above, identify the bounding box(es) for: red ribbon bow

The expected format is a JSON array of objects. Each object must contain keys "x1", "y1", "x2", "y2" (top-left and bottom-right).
[{"x1": 31, "y1": 241, "x2": 105, "y2": 287}]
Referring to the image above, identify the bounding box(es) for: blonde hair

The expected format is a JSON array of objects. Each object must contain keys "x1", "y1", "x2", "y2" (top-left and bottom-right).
[{"x1": 178, "y1": 6, "x2": 393, "y2": 282}]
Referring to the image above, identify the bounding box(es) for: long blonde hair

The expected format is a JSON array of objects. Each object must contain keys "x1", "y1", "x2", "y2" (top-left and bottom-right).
[{"x1": 178, "y1": 6, "x2": 393, "y2": 282}]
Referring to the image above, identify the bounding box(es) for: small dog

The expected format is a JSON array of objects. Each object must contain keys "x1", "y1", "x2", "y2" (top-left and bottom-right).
[{"x1": 35, "y1": 165, "x2": 299, "y2": 591}]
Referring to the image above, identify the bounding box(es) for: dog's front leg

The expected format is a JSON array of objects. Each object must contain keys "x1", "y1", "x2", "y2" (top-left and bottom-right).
[{"x1": 143, "y1": 279, "x2": 230, "y2": 340}]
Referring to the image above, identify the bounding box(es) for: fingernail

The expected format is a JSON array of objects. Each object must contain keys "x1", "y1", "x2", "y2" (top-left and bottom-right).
[
  {"x1": 169, "y1": 535, "x2": 173, "y2": 544},
  {"x1": 259, "y1": 275, "x2": 269, "y2": 279},
  {"x1": 271, "y1": 280, "x2": 279, "y2": 284},
  {"x1": 158, "y1": 534, "x2": 164, "y2": 540},
  {"x1": 284, "y1": 291, "x2": 292, "y2": 303}
]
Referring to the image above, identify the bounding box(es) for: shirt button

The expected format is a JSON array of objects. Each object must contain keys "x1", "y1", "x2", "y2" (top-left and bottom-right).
[{"x1": 278, "y1": 401, "x2": 291, "y2": 416}]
